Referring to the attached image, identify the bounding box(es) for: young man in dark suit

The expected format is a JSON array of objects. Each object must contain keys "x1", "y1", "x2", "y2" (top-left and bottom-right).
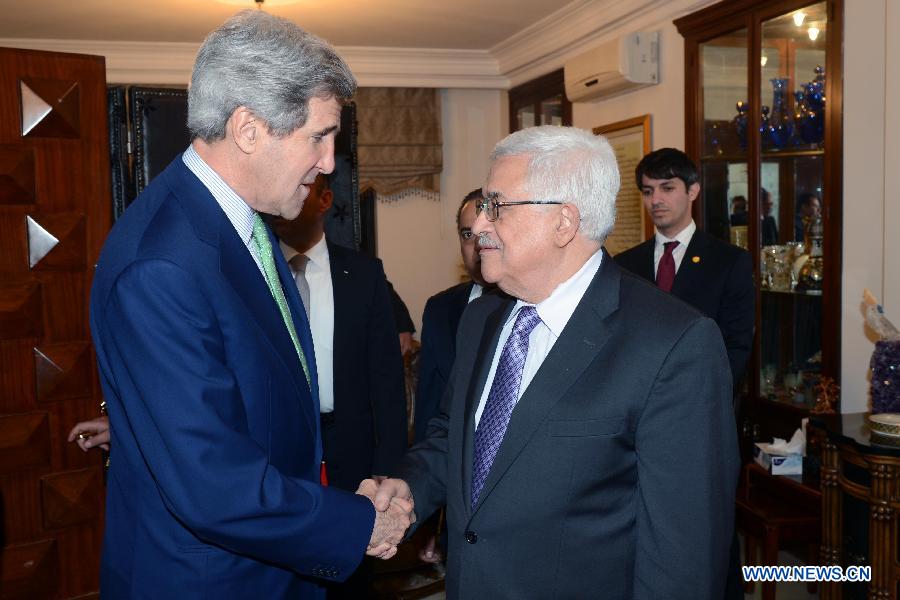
[{"x1": 614, "y1": 147, "x2": 755, "y2": 388}]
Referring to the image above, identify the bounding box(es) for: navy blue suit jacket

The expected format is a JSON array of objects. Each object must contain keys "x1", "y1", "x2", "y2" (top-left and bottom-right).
[
  {"x1": 324, "y1": 241, "x2": 407, "y2": 490},
  {"x1": 413, "y1": 281, "x2": 473, "y2": 443},
  {"x1": 90, "y1": 156, "x2": 374, "y2": 598},
  {"x1": 614, "y1": 230, "x2": 755, "y2": 387}
]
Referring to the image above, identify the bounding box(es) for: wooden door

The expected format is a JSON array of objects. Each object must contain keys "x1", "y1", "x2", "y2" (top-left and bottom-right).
[{"x1": 0, "y1": 47, "x2": 111, "y2": 599}]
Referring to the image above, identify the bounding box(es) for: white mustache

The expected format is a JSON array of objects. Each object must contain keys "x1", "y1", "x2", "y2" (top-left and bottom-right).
[{"x1": 477, "y1": 232, "x2": 501, "y2": 249}]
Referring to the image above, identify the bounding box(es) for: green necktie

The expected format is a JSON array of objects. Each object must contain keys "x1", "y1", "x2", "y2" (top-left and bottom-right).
[{"x1": 251, "y1": 214, "x2": 311, "y2": 386}]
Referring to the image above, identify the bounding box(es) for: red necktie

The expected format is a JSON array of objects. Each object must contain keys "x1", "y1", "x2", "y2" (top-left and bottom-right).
[{"x1": 656, "y1": 241, "x2": 679, "y2": 292}]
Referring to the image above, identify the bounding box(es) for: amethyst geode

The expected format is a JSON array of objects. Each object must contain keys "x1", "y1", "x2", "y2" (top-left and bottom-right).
[{"x1": 871, "y1": 341, "x2": 900, "y2": 413}]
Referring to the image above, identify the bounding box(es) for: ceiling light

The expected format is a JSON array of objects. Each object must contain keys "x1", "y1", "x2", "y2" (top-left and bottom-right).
[
  {"x1": 808, "y1": 26, "x2": 820, "y2": 41},
  {"x1": 793, "y1": 12, "x2": 806, "y2": 27},
  {"x1": 217, "y1": 0, "x2": 303, "y2": 6},
  {"x1": 760, "y1": 55, "x2": 768, "y2": 67}
]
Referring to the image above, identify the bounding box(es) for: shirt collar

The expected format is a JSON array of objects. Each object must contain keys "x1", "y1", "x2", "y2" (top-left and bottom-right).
[
  {"x1": 279, "y1": 234, "x2": 328, "y2": 271},
  {"x1": 506, "y1": 248, "x2": 604, "y2": 338},
  {"x1": 182, "y1": 144, "x2": 255, "y2": 247},
  {"x1": 304, "y1": 234, "x2": 329, "y2": 267},
  {"x1": 655, "y1": 220, "x2": 696, "y2": 248}
]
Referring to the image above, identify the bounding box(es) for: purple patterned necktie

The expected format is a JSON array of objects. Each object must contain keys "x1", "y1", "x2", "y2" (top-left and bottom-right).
[{"x1": 471, "y1": 305, "x2": 542, "y2": 508}]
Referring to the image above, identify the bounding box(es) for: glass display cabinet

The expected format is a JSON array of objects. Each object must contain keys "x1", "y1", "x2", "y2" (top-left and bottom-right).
[{"x1": 675, "y1": 0, "x2": 843, "y2": 442}]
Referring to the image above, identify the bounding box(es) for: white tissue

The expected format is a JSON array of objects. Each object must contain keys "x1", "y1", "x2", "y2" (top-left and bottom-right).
[{"x1": 756, "y1": 425, "x2": 805, "y2": 456}]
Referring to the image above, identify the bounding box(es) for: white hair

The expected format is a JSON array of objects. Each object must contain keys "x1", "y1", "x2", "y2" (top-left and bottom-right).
[
  {"x1": 490, "y1": 126, "x2": 620, "y2": 242},
  {"x1": 188, "y1": 10, "x2": 356, "y2": 142}
]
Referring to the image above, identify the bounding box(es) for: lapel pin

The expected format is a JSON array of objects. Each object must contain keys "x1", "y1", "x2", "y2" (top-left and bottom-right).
[
  {"x1": 692, "y1": 256, "x2": 700, "y2": 264},
  {"x1": 343, "y1": 269, "x2": 349, "y2": 274}
]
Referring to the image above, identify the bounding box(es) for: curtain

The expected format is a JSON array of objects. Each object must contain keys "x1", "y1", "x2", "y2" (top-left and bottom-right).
[{"x1": 355, "y1": 87, "x2": 442, "y2": 200}]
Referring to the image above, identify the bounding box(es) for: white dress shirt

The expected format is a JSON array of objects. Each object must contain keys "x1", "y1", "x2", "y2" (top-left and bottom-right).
[
  {"x1": 468, "y1": 282, "x2": 484, "y2": 304},
  {"x1": 653, "y1": 220, "x2": 696, "y2": 277},
  {"x1": 182, "y1": 145, "x2": 264, "y2": 276},
  {"x1": 281, "y1": 236, "x2": 335, "y2": 413},
  {"x1": 474, "y1": 249, "x2": 603, "y2": 427}
]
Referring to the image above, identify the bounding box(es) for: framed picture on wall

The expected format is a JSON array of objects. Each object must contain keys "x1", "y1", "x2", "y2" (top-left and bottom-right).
[{"x1": 593, "y1": 114, "x2": 652, "y2": 254}]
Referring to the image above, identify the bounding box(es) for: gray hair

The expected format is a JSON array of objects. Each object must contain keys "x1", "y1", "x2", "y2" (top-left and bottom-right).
[
  {"x1": 188, "y1": 10, "x2": 356, "y2": 142},
  {"x1": 490, "y1": 126, "x2": 620, "y2": 242}
]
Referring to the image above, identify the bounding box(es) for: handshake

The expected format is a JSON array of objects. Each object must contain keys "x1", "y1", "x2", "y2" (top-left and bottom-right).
[{"x1": 356, "y1": 478, "x2": 416, "y2": 560}]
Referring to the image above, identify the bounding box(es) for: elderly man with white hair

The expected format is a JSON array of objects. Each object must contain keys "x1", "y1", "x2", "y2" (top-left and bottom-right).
[{"x1": 370, "y1": 125, "x2": 739, "y2": 599}]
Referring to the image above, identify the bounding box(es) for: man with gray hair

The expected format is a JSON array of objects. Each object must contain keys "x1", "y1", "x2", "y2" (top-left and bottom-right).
[
  {"x1": 90, "y1": 11, "x2": 411, "y2": 598},
  {"x1": 370, "y1": 125, "x2": 739, "y2": 598}
]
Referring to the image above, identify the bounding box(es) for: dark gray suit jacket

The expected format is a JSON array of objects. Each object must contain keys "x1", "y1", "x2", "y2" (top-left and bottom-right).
[
  {"x1": 396, "y1": 253, "x2": 739, "y2": 599},
  {"x1": 614, "y1": 230, "x2": 754, "y2": 388}
]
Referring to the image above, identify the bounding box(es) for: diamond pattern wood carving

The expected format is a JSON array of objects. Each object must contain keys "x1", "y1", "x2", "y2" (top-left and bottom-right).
[
  {"x1": 0, "y1": 412, "x2": 51, "y2": 472},
  {"x1": 20, "y1": 78, "x2": 80, "y2": 138},
  {"x1": 40, "y1": 468, "x2": 103, "y2": 529},
  {"x1": 25, "y1": 213, "x2": 86, "y2": 270},
  {"x1": 0, "y1": 539, "x2": 59, "y2": 598},
  {"x1": 0, "y1": 282, "x2": 43, "y2": 340},
  {"x1": 0, "y1": 145, "x2": 35, "y2": 205},
  {"x1": 33, "y1": 342, "x2": 92, "y2": 403}
]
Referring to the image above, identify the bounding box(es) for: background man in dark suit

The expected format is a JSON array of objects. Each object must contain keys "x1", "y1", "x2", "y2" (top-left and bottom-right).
[
  {"x1": 760, "y1": 187, "x2": 779, "y2": 246},
  {"x1": 414, "y1": 188, "x2": 491, "y2": 444},
  {"x1": 413, "y1": 188, "x2": 494, "y2": 564},
  {"x1": 270, "y1": 174, "x2": 407, "y2": 598},
  {"x1": 370, "y1": 126, "x2": 739, "y2": 599},
  {"x1": 89, "y1": 11, "x2": 411, "y2": 598},
  {"x1": 614, "y1": 147, "x2": 755, "y2": 388},
  {"x1": 795, "y1": 191, "x2": 821, "y2": 241},
  {"x1": 269, "y1": 175, "x2": 406, "y2": 491}
]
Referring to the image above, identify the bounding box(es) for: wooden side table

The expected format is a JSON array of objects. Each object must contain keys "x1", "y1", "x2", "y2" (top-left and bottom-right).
[
  {"x1": 736, "y1": 463, "x2": 821, "y2": 600},
  {"x1": 811, "y1": 413, "x2": 900, "y2": 599}
]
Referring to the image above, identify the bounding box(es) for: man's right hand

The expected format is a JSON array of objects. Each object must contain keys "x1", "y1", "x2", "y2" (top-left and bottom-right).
[
  {"x1": 356, "y1": 478, "x2": 416, "y2": 559},
  {"x1": 67, "y1": 416, "x2": 111, "y2": 451}
]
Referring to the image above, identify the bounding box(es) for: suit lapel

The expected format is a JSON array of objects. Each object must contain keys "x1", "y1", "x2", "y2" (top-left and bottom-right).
[
  {"x1": 638, "y1": 238, "x2": 656, "y2": 282},
  {"x1": 671, "y1": 230, "x2": 708, "y2": 298},
  {"x1": 461, "y1": 297, "x2": 513, "y2": 515},
  {"x1": 470, "y1": 255, "x2": 621, "y2": 514},
  {"x1": 327, "y1": 241, "x2": 352, "y2": 388},
  {"x1": 167, "y1": 157, "x2": 318, "y2": 440},
  {"x1": 218, "y1": 222, "x2": 317, "y2": 437},
  {"x1": 271, "y1": 227, "x2": 319, "y2": 432}
]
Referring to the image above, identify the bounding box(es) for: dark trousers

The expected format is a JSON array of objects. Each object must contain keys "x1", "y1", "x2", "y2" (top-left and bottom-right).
[
  {"x1": 320, "y1": 412, "x2": 373, "y2": 599},
  {"x1": 723, "y1": 531, "x2": 743, "y2": 599}
]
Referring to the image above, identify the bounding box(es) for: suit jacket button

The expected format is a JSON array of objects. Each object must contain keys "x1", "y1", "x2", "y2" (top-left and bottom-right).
[{"x1": 465, "y1": 530, "x2": 477, "y2": 544}]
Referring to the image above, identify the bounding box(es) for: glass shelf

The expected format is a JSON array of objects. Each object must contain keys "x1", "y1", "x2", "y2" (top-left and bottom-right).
[
  {"x1": 761, "y1": 288, "x2": 823, "y2": 297},
  {"x1": 701, "y1": 149, "x2": 824, "y2": 162}
]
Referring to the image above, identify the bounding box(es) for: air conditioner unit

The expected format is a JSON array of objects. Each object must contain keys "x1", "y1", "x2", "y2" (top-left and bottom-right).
[{"x1": 564, "y1": 32, "x2": 659, "y2": 102}]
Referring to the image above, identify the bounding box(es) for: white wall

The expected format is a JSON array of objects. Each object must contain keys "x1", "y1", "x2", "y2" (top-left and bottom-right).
[
  {"x1": 841, "y1": 0, "x2": 900, "y2": 412},
  {"x1": 376, "y1": 88, "x2": 505, "y2": 334}
]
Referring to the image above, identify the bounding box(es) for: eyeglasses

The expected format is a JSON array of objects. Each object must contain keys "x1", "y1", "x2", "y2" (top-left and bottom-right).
[{"x1": 475, "y1": 194, "x2": 563, "y2": 222}]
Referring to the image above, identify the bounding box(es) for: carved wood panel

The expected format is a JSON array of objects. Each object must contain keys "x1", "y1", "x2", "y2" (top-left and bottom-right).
[{"x1": 0, "y1": 46, "x2": 111, "y2": 598}]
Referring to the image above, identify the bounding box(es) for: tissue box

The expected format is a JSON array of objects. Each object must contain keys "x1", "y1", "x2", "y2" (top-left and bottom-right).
[{"x1": 754, "y1": 444, "x2": 803, "y2": 475}]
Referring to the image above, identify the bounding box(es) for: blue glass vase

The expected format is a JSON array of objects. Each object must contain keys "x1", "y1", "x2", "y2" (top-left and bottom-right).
[
  {"x1": 799, "y1": 66, "x2": 826, "y2": 146},
  {"x1": 760, "y1": 105, "x2": 772, "y2": 150},
  {"x1": 767, "y1": 78, "x2": 794, "y2": 149},
  {"x1": 732, "y1": 101, "x2": 749, "y2": 150},
  {"x1": 805, "y1": 65, "x2": 825, "y2": 112}
]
